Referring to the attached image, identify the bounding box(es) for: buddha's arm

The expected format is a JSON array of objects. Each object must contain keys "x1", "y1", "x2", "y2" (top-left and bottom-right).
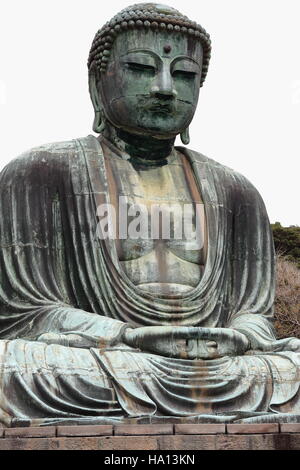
[
  {"x1": 0, "y1": 146, "x2": 133, "y2": 348},
  {"x1": 224, "y1": 169, "x2": 300, "y2": 354},
  {"x1": 229, "y1": 313, "x2": 300, "y2": 352},
  {"x1": 21, "y1": 306, "x2": 130, "y2": 348}
]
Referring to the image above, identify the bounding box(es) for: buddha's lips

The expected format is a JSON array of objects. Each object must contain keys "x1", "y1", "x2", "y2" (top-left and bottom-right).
[{"x1": 144, "y1": 102, "x2": 176, "y2": 114}]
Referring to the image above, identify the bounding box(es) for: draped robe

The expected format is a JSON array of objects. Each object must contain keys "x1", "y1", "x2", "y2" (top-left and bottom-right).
[{"x1": 0, "y1": 135, "x2": 299, "y2": 426}]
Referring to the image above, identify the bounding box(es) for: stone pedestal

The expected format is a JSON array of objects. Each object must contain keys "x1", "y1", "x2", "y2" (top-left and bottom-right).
[{"x1": 1, "y1": 423, "x2": 300, "y2": 450}]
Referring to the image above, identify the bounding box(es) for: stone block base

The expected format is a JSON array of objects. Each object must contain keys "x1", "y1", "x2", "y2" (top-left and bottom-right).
[{"x1": 1, "y1": 423, "x2": 300, "y2": 450}]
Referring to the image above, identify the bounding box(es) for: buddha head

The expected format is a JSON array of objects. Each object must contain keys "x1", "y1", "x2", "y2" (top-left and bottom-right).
[{"x1": 88, "y1": 3, "x2": 211, "y2": 145}]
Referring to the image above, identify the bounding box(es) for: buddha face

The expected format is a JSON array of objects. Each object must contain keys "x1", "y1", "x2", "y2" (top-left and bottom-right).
[{"x1": 97, "y1": 29, "x2": 203, "y2": 139}]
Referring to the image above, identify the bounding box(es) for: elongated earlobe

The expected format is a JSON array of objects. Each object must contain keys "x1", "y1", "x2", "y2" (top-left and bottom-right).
[
  {"x1": 93, "y1": 110, "x2": 106, "y2": 133},
  {"x1": 180, "y1": 127, "x2": 190, "y2": 145},
  {"x1": 89, "y1": 71, "x2": 106, "y2": 134}
]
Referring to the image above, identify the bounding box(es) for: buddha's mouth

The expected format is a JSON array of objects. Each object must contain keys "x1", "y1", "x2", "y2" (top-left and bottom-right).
[
  {"x1": 141, "y1": 98, "x2": 176, "y2": 115},
  {"x1": 148, "y1": 106, "x2": 173, "y2": 115}
]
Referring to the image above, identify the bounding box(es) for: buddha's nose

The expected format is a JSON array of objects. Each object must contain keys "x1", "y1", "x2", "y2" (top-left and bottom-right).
[{"x1": 150, "y1": 69, "x2": 177, "y2": 100}]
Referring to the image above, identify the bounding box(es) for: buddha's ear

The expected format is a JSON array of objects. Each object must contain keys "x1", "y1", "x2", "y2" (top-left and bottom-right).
[
  {"x1": 180, "y1": 127, "x2": 190, "y2": 145},
  {"x1": 89, "y1": 71, "x2": 101, "y2": 111},
  {"x1": 89, "y1": 70, "x2": 106, "y2": 133}
]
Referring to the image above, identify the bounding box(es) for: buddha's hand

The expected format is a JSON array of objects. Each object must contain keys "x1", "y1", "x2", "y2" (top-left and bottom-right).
[
  {"x1": 185, "y1": 327, "x2": 250, "y2": 359},
  {"x1": 123, "y1": 326, "x2": 250, "y2": 359}
]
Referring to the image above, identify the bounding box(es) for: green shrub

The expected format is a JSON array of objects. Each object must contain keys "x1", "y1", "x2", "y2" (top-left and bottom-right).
[{"x1": 271, "y1": 222, "x2": 300, "y2": 268}]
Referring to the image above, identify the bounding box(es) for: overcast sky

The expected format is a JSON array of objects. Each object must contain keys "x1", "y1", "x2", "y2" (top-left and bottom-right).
[{"x1": 0, "y1": 0, "x2": 299, "y2": 226}]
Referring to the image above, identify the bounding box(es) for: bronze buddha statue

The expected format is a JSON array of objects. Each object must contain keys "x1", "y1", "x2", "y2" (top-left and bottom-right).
[{"x1": 0, "y1": 3, "x2": 299, "y2": 427}]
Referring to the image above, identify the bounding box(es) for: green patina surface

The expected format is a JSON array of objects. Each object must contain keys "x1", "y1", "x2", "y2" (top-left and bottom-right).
[{"x1": 0, "y1": 3, "x2": 299, "y2": 427}]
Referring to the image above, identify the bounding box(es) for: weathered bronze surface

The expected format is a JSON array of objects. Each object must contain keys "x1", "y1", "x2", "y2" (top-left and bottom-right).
[{"x1": 0, "y1": 3, "x2": 299, "y2": 427}]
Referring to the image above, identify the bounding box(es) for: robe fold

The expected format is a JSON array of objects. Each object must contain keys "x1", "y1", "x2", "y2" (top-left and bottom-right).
[{"x1": 0, "y1": 135, "x2": 299, "y2": 426}]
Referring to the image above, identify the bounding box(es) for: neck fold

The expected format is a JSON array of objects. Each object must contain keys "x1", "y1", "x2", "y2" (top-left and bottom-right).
[{"x1": 101, "y1": 123, "x2": 175, "y2": 167}]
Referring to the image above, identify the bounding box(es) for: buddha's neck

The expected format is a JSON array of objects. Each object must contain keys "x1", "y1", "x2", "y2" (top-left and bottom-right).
[{"x1": 101, "y1": 123, "x2": 175, "y2": 167}]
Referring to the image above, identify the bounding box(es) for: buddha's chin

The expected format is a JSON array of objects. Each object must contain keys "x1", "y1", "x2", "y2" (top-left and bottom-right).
[
  {"x1": 140, "y1": 116, "x2": 186, "y2": 136},
  {"x1": 118, "y1": 120, "x2": 184, "y2": 140},
  {"x1": 112, "y1": 125, "x2": 176, "y2": 141}
]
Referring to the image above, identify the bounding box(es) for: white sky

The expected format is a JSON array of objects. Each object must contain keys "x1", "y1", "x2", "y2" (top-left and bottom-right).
[{"x1": 0, "y1": 0, "x2": 299, "y2": 226}]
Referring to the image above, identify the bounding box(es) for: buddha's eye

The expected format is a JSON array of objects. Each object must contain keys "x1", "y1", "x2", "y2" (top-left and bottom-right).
[
  {"x1": 172, "y1": 70, "x2": 197, "y2": 80},
  {"x1": 126, "y1": 62, "x2": 156, "y2": 75}
]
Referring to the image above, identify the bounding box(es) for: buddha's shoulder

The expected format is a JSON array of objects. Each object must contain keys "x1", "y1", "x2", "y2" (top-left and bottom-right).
[
  {"x1": 182, "y1": 146, "x2": 259, "y2": 195},
  {"x1": 0, "y1": 135, "x2": 95, "y2": 181}
]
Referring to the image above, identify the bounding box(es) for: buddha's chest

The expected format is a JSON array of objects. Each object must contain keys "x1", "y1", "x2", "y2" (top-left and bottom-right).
[{"x1": 104, "y1": 150, "x2": 207, "y2": 264}]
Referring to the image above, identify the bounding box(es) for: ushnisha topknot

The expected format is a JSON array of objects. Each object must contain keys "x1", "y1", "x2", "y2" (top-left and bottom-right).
[{"x1": 88, "y1": 3, "x2": 212, "y2": 87}]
